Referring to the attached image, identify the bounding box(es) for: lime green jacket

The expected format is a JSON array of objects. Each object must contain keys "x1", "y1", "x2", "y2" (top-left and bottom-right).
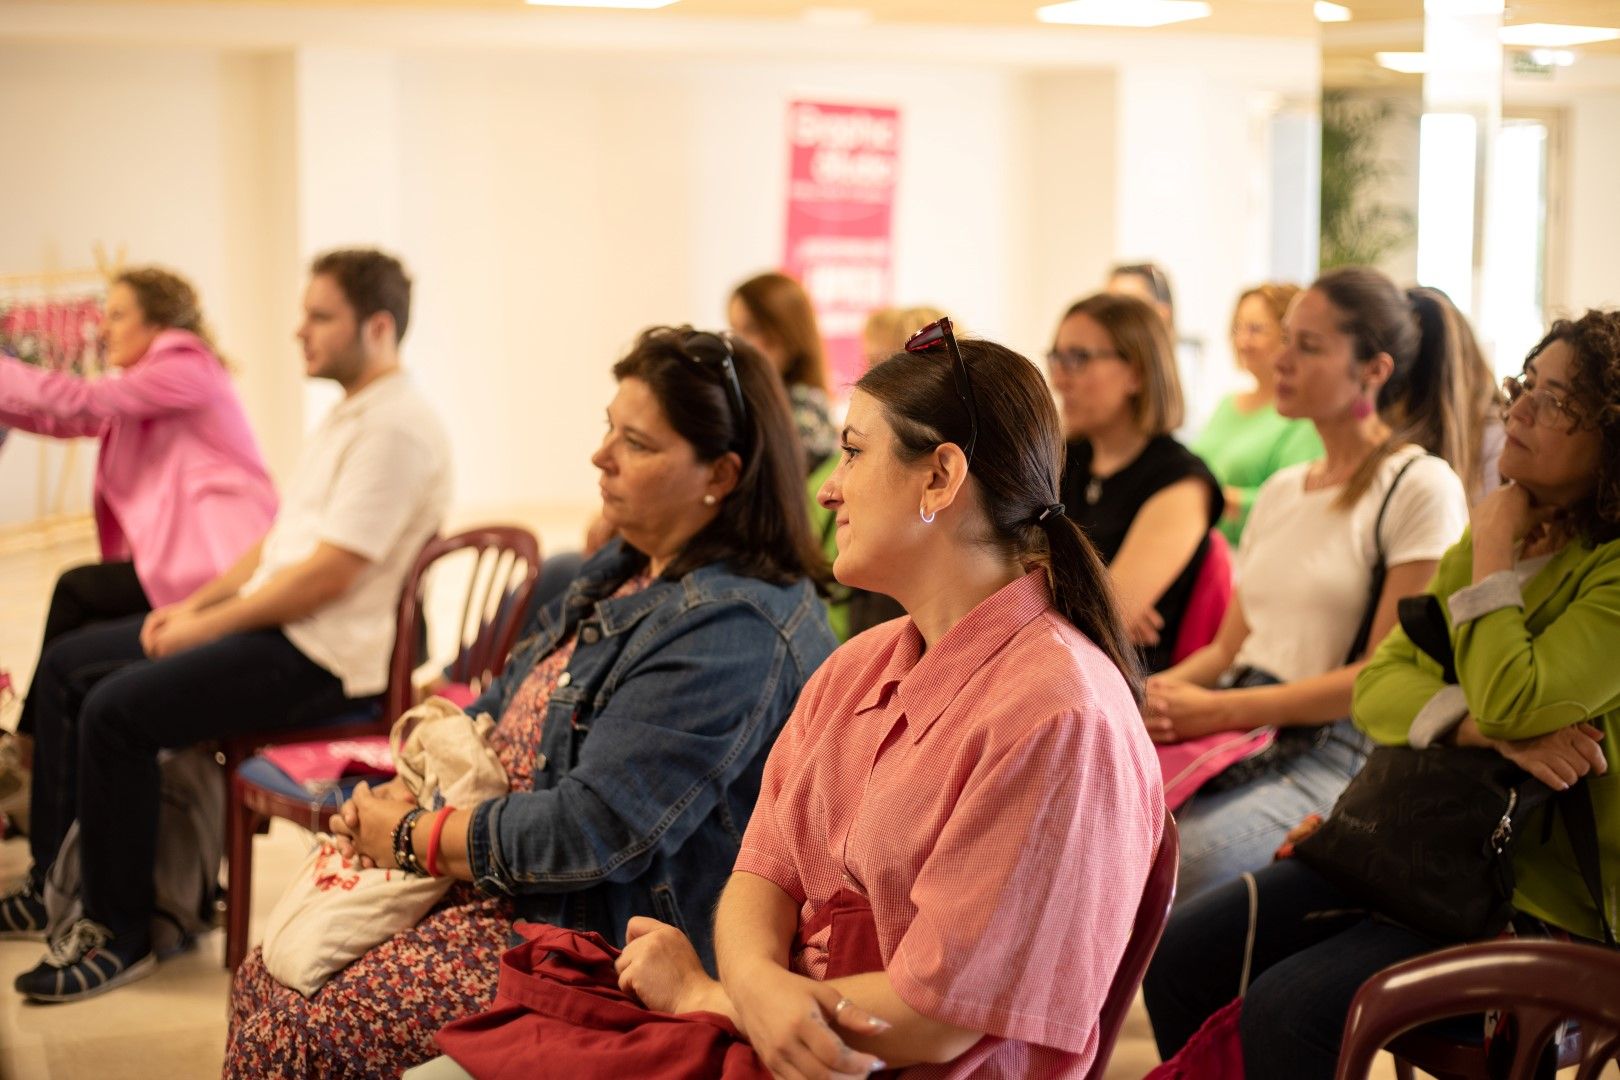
[
  {"x1": 805, "y1": 454, "x2": 850, "y2": 641},
  {"x1": 1353, "y1": 527, "x2": 1620, "y2": 941}
]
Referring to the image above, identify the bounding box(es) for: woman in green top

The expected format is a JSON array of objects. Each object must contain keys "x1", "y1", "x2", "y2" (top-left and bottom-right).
[
  {"x1": 1144, "y1": 309, "x2": 1620, "y2": 1078},
  {"x1": 1192, "y1": 283, "x2": 1323, "y2": 545}
]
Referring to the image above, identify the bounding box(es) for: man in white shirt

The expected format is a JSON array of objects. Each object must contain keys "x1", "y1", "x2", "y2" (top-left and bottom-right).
[{"x1": 5, "y1": 249, "x2": 451, "y2": 1003}]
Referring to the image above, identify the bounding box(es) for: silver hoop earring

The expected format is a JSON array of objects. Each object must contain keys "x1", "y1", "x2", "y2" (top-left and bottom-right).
[
  {"x1": 703, "y1": 494, "x2": 717, "y2": 506},
  {"x1": 919, "y1": 504, "x2": 936, "y2": 525}
]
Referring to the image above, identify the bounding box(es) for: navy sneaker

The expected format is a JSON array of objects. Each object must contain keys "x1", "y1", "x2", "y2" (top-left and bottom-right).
[
  {"x1": 14, "y1": 920, "x2": 154, "y2": 1003},
  {"x1": 0, "y1": 879, "x2": 46, "y2": 940}
]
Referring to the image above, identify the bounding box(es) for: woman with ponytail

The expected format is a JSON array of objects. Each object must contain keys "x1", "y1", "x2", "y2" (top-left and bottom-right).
[
  {"x1": 1140, "y1": 267, "x2": 1469, "y2": 907},
  {"x1": 0, "y1": 266, "x2": 276, "y2": 806},
  {"x1": 580, "y1": 322, "x2": 1163, "y2": 1080},
  {"x1": 1397, "y1": 285, "x2": 1505, "y2": 504}
]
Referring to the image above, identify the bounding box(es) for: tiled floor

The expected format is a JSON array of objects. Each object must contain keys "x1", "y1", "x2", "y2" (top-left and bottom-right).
[{"x1": 0, "y1": 515, "x2": 1497, "y2": 1080}]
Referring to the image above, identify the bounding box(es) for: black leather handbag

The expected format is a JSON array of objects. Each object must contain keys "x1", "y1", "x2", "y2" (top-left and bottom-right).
[
  {"x1": 1295, "y1": 595, "x2": 1614, "y2": 945},
  {"x1": 1295, "y1": 745, "x2": 1552, "y2": 941}
]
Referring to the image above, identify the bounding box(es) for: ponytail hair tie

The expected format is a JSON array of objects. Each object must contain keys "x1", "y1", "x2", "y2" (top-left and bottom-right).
[{"x1": 1036, "y1": 502, "x2": 1066, "y2": 524}]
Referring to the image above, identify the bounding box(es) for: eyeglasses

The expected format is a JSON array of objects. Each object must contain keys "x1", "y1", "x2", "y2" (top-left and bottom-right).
[
  {"x1": 904, "y1": 316, "x2": 978, "y2": 467},
  {"x1": 681, "y1": 331, "x2": 750, "y2": 443},
  {"x1": 1046, "y1": 346, "x2": 1121, "y2": 373},
  {"x1": 1502, "y1": 375, "x2": 1583, "y2": 431}
]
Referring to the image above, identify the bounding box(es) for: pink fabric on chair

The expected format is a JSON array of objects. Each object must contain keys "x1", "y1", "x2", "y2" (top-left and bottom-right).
[
  {"x1": 438, "y1": 683, "x2": 478, "y2": 710},
  {"x1": 0, "y1": 329, "x2": 278, "y2": 605},
  {"x1": 258, "y1": 736, "x2": 395, "y2": 791},
  {"x1": 1157, "y1": 530, "x2": 1263, "y2": 811},
  {"x1": 1169, "y1": 530, "x2": 1232, "y2": 665}
]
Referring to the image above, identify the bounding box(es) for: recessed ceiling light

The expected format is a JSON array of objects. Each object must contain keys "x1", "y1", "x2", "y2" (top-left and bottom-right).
[
  {"x1": 1375, "y1": 51, "x2": 1429, "y2": 73},
  {"x1": 1314, "y1": 2, "x2": 1352, "y2": 22},
  {"x1": 1036, "y1": 0, "x2": 1212, "y2": 29},
  {"x1": 525, "y1": 0, "x2": 679, "y2": 8},
  {"x1": 1500, "y1": 23, "x2": 1620, "y2": 47}
]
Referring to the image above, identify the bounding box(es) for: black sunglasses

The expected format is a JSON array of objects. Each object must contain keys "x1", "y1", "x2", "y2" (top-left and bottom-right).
[
  {"x1": 904, "y1": 316, "x2": 978, "y2": 467},
  {"x1": 681, "y1": 331, "x2": 750, "y2": 445}
]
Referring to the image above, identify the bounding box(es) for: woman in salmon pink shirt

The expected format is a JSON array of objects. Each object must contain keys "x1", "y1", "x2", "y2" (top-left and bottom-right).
[{"x1": 613, "y1": 324, "x2": 1166, "y2": 1079}]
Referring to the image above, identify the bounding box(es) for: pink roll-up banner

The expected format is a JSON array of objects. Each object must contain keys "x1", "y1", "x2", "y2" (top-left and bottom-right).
[{"x1": 782, "y1": 100, "x2": 900, "y2": 398}]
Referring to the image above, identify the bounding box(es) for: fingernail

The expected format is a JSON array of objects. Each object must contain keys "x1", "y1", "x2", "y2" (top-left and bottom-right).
[
  {"x1": 868, "y1": 1061, "x2": 887, "y2": 1073},
  {"x1": 868, "y1": 1016, "x2": 893, "y2": 1032}
]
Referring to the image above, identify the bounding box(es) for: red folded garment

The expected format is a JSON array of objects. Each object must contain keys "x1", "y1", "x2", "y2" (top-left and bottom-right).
[{"x1": 436, "y1": 924, "x2": 772, "y2": 1080}]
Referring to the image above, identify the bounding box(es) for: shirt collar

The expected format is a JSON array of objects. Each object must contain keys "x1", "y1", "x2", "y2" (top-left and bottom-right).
[
  {"x1": 330, "y1": 369, "x2": 406, "y2": 418},
  {"x1": 853, "y1": 569, "x2": 1054, "y2": 742}
]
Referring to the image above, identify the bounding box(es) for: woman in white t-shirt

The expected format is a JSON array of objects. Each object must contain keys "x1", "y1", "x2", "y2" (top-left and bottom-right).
[{"x1": 1143, "y1": 267, "x2": 1469, "y2": 906}]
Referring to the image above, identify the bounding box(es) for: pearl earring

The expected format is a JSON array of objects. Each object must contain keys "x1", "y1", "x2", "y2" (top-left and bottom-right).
[{"x1": 703, "y1": 494, "x2": 717, "y2": 506}]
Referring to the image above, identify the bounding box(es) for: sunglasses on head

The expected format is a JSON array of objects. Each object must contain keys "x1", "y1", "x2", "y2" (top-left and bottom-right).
[
  {"x1": 680, "y1": 331, "x2": 750, "y2": 445},
  {"x1": 903, "y1": 316, "x2": 979, "y2": 467}
]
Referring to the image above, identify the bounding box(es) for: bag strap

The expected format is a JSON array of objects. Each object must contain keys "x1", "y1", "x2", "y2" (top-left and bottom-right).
[
  {"x1": 1555, "y1": 782, "x2": 1616, "y2": 947},
  {"x1": 1238, "y1": 871, "x2": 1260, "y2": 996},
  {"x1": 1397, "y1": 593, "x2": 1458, "y2": 683},
  {"x1": 1345, "y1": 451, "x2": 1426, "y2": 665}
]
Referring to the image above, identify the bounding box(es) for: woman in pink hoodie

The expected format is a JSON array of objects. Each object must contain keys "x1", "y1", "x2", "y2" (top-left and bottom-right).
[{"x1": 0, "y1": 267, "x2": 277, "y2": 802}]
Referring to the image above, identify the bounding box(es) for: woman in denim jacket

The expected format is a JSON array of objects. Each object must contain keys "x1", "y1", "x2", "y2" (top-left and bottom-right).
[{"x1": 224, "y1": 326, "x2": 837, "y2": 1080}]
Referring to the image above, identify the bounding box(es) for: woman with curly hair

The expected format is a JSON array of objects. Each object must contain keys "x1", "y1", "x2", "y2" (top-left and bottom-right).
[{"x1": 1145, "y1": 309, "x2": 1620, "y2": 1078}]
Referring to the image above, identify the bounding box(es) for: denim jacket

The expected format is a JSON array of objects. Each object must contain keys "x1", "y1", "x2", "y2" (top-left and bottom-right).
[{"x1": 465, "y1": 540, "x2": 836, "y2": 971}]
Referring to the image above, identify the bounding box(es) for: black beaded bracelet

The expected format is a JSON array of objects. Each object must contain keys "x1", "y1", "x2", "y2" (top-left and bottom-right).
[{"x1": 392, "y1": 807, "x2": 427, "y2": 875}]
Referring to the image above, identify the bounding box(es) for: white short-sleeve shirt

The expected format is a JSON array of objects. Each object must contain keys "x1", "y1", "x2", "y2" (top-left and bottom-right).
[
  {"x1": 245, "y1": 372, "x2": 451, "y2": 697},
  {"x1": 1233, "y1": 446, "x2": 1467, "y2": 683}
]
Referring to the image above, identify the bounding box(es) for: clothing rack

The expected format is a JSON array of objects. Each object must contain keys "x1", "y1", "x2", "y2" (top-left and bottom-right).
[{"x1": 0, "y1": 244, "x2": 124, "y2": 530}]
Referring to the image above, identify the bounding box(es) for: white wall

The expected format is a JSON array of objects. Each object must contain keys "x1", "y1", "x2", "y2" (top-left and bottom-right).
[
  {"x1": 1019, "y1": 70, "x2": 1119, "y2": 358},
  {"x1": 0, "y1": 9, "x2": 1318, "y2": 526},
  {"x1": 0, "y1": 44, "x2": 296, "y2": 526},
  {"x1": 1115, "y1": 64, "x2": 1321, "y2": 425},
  {"x1": 1562, "y1": 91, "x2": 1620, "y2": 315}
]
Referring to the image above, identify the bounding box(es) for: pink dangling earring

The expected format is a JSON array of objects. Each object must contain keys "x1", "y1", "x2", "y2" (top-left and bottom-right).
[{"x1": 1351, "y1": 394, "x2": 1374, "y2": 420}]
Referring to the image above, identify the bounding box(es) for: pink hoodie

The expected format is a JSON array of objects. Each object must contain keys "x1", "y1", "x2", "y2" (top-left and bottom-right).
[{"x1": 0, "y1": 329, "x2": 278, "y2": 606}]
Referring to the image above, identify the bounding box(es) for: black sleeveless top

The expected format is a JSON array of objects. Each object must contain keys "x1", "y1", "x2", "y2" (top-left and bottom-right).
[{"x1": 1061, "y1": 435, "x2": 1224, "y2": 673}]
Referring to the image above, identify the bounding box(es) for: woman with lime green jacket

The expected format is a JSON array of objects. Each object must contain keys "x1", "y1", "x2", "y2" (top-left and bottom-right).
[{"x1": 1144, "y1": 309, "x2": 1620, "y2": 1078}]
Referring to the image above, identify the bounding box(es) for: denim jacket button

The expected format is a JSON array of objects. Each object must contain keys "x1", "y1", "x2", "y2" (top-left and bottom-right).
[
  {"x1": 557, "y1": 672, "x2": 572, "y2": 688},
  {"x1": 580, "y1": 625, "x2": 600, "y2": 644},
  {"x1": 536, "y1": 753, "x2": 548, "y2": 771}
]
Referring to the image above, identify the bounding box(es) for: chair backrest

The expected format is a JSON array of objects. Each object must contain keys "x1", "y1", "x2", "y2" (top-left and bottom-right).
[
  {"x1": 1086, "y1": 809, "x2": 1181, "y2": 1080},
  {"x1": 1336, "y1": 940, "x2": 1620, "y2": 1080},
  {"x1": 1170, "y1": 529, "x2": 1233, "y2": 664},
  {"x1": 387, "y1": 526, "x2": 542, "y2": 721}
]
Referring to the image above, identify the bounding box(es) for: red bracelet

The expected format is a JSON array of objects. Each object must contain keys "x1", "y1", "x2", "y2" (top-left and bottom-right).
[{"x1": 425, "y1": 806, "x2": 455, "y2": 878}]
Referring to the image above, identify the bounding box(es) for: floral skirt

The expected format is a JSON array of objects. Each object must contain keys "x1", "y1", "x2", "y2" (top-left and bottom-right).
[{"x1": 224, "y1": 884, "x2": 516, "y2": 1080}]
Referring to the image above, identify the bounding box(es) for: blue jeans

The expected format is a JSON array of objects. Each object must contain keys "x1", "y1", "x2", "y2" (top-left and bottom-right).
[
  {"x1": 1143, "y1": 859, "x2": 1445, "y2": 1079},
  {"x1": 1173, "y1": 720, "x2": 1371, "y2": 908}
]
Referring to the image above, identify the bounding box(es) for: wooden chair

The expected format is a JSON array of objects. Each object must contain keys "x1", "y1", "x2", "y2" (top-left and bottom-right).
[
  {"x1": 1335, "y1": 939, "x2": 1620, "y2": 1080},
  {"x1": 1085, "y1": 809, "x2": 1180, "y2": 1080},
  {"x1": 221, "y1": 526, "x2": 540, "y2": 969}
]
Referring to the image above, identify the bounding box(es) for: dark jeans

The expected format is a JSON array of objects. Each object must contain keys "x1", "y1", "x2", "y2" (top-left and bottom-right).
[
  {"x1": 1142, "y1": 858, "x2": 1445, "y2": 1079},
  {"x1": 17, "y1": 562, "x2": 151, "y2": 737},
  {"x1": 27, "y1": 615, "x2": 360, "y2": 945}
]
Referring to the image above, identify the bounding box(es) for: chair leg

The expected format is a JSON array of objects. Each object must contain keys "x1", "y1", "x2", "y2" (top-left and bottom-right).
[{"x1": 224, "y1": 778, "x2": 257, "y2": 971}]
